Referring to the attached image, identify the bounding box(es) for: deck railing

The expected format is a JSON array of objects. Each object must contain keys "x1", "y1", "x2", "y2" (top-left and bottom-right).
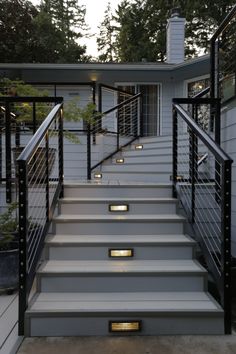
[
  {"x1": 210, "y1": 4, "x2": 236, "y2": 102},
  {"x1": 89, "y1": 84, "x2": 142, "y2": 178},
  {"x1": 172, "y1": 99, "x2": 233, "y2": 334},
  {"x1": 17, "y1": 102, "x2": 64, "y2": 335}
]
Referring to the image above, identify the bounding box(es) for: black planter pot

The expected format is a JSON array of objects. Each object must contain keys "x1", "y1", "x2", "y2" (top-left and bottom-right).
[{"x1": 0, "y1": 242, "x2": 18, "y2": 292}]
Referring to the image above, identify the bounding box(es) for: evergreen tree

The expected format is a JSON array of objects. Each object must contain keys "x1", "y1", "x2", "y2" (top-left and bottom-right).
[
  {"x1": 112, "y1": 0, "x2": 236, "y2": 62},
  {"x1": 97, "y1": 2, "x2": 117, "y2": 62},
  {"x1": 0, "y1": 0, "x2": 38, "y2": 62}
]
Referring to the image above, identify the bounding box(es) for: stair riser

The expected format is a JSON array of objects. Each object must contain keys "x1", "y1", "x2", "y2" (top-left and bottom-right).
[
  {"x1": 122, "y1": 149, "x2": 172, "y2": 157},
  {"x1": 26, "y1": 314, "x2": 224, "y2": 336},
  {"x1": 99, "y1": 173, "x2": 171, "y2": 183},
  {"x1": 64, "y1": 186, "x2": 173, "y2": 198},
  {"x1": 59, "y1": 202, "x2": 177, "y2": 215},
  {"x1": 46, "y1": 245, "x2": 194, "y2": 261},
  {"x1": 37, "y1": 274, "x2": 206, "y2": 293},
  {"x1": 102, "y1": 164, "x2": 172, "y2": 173},
  {"x1": 112, "y1": 156, "x2": 172, "y2": 164},
  {"x1": 54, "y1": 220, "x2": 184, "y2": 235}
]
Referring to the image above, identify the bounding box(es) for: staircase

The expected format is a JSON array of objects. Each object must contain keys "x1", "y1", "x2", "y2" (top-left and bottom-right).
[{"x1": 25, "y1": 136, "x2": 224, "y2": 336}]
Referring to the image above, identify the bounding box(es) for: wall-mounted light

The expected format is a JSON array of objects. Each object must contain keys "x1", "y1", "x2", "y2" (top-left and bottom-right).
[
  {"x1": 109, "y1": 249, "x2": 134, "y2": 258},
  {"x1": 109, "y1": 321, "x2": 141, "y2": 332}
]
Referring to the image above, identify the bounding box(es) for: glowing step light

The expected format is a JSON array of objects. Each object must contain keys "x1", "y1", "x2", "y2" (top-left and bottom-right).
[
  {"x1": 135, "y1": 144, "x2": 143, "y2": 150},
  {"x1": 170, "y1": 175, "x2": 184, "y2": 181},
  {"x1": 109, "y1": 249, "x2": 134, "y2": 258},
  {"x1": 94, "y1": 172, "x2": 102, "y2": 179},
  {"x1": 116, "y1": 158, "x2": 124, "y2": 164},
  {"x1": 109, "y1": 204, "x2": 129, "y2": 212},
  {"x1": 109, "y1": 321, "x2": 142, "y2": 332}
]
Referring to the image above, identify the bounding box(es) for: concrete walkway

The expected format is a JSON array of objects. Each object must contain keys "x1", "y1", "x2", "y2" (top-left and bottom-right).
[{"x1": 17, "y1": 333, "x2": 236, "y2": 354}]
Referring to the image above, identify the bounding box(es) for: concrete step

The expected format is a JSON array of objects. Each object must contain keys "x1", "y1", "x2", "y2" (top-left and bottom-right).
[
  {"x1": 53, "y1": 214, "x2": 185, "y2": 235},
  {"x1": 45, "y1": 234, "x2": 196, "y2": 260},
  {"x1": 63, "y1": 182, "x2": 173, "y2": 198},
  {"x1": 59, "y1": 197, "x2": 178, "y2": 215},
  {"x1": 36, "y1": 259, "x2": 207, "y2": 293},
  {"x1": 25, "y1": 291, "x2": 224, "y2": 336}
]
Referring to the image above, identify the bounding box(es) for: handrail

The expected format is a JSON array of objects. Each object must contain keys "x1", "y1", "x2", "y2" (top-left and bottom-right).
[
  {"x1": 18, "y1": 103, "x2": 63, "y2": 163},
  {"x1": 173, "y1": 99, "x2": 233, "y2": 334},
  {"x1": 210, "y1": 5, "x2": 236, "y2": 100},
  {"x1": 17, "y1": 101, "x2": 64, "y2": 335},
  {"x1": 98, "y1": 83, "x2": 135, "y2": 97},
  {"x1": 173, "y1": 103, "x2": 232, "y2": 163},
  {"x1": 102, "y1": 93, "x2": 142, "y2": 116},
  {"x1": 192, "y1": 86, "x2": 210, "y2": 98},
  {"x1": 211, "y1": 4, "x2": 236, "y2": 41}
]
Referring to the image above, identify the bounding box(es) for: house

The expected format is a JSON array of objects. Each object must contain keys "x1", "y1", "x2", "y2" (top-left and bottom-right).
[{"x1": 0, "y1": 6, "x2": 235, "y2": 337}]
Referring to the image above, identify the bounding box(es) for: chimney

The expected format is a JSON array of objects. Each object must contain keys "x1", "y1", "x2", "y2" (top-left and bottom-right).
[{"x1": 166, "y1": 8, "x2": 185, "y2": 64}]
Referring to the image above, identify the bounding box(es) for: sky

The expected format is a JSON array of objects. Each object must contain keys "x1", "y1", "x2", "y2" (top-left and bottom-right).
[{"x1": 30, "y1": 0, "x2": 122, "y2": 57}]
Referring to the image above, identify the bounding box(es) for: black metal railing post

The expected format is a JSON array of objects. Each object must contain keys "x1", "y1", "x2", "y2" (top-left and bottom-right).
[
  {"x1": 221, "y1": 160, "x2": 232, "y2": 334},
  {"x1": 172, "y1": 107, "x2": 178, "y2": 198},
  {"x1": 87, "y1": 123, "x2": 91, "y2": 180},
  {"x1": 18, "y1": 159, "x2": 28, "y2": 335},
  {"x1": 5, "y1": 101, "x2": 12, "y2": 203},
  {"x1": 45, "y1": 132, "x2": 50, "y2": 221},
  {"x1": 58, "y1": 105, "x2": 64, "y2": 198},
  {"x1": 92, "y1": 81, "x2": 96, "y2": 144}
]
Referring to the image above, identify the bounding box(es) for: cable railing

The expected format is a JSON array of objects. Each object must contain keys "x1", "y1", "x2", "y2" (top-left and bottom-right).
[
  {"x1": 90, "y1": 85, "x2": 141, "y2": 177},
  {"x1": 0, "y1": 97, "x2": 62, "y2": 203},
  {"x1": 211, "y1": 4, "x2": 236, "y2": 101},
  {"x1": 173, "y1": 99, "x2": 233, "y2": 334},
  {"x1": 17, "y1": 102, "x2": 64, "y2": 335}
]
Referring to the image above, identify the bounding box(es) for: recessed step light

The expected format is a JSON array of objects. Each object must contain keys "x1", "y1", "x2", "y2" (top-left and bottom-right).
[
  {"x1": 109, "y1": 249, "x2": 134, "y2": 258},
  {"x1": 94, "y1": 172, "x2": 102, "y2": 179},
  {"x1": 135, "y1": 144, "x2": 143, "y2": 150},
  {"x1": 116, "y1": 158, "x2": 124, "y2": 163},
  {"x1": 109, "y1": 204, "x2": 129, "y2": 212},
  {"x1": 109, "y1": 321, "x2": 141, "y2": 332},
  {"x1": 170, "y1": 175, "x2": 183, "y2": 181}
]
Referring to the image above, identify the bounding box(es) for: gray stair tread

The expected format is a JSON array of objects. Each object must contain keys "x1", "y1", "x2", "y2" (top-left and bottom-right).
[
  {"x1": 38, "y1": 259, "x2": 205, "y2": 274},
  {"x1": 46, "y1": 234, "x2": 195, "y2": 245},
  {"x1": 54, "y1": 214, "x2": 185, "y2": 222},
  {"x1": 60, "y1": 197, "x2": 178, "y2": 203},
  {"x1": 28, "y1": 292, "x2": 222, "y2": 313},
  {"x1": 64, "y1": 181, "x2": 172, "y2": 187}
]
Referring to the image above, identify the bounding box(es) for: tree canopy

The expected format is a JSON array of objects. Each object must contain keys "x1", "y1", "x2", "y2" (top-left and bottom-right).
[
  {"x1": 98, "y1": 0, "x2": 236, "y2": 62},
  {"x1": 0, "y1": 0, "x2": 88, "y2": 63}
]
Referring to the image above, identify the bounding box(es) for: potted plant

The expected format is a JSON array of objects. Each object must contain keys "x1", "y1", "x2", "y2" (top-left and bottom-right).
[
  {"x1": 0, "y1": 202, "x2": 19, "y2": 293},
  {"x1": 0, "y1": 202, "x2": 42, "y2": 293}
]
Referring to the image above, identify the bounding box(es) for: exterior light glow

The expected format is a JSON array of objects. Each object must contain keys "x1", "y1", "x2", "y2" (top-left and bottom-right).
[
  {"x1": 116, "y1": 158, "x2": 124, "y2": 163},
  {"x1": 135, "y1": 144, "x2": 143, "y2": 150},
  {"x1": 109, "y1": 249, "x2": 133, "y2": 258},
  {"x1": 170, "y1": 175, "x2": 183, "y2": 181},
  {"x1": 109, "y1": 321, "x2": 141, "y2": 332},
  {"x1": 94, "y1": 172, "x2": 102, "y2": 179},
  {"x1": 109, "y1": 204, "x2": 129, "y2": 212}
]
